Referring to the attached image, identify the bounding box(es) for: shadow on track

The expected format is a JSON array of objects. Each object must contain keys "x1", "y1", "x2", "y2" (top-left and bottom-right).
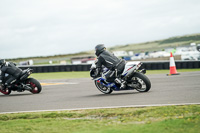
[
  {"x1": 0, "y1": 93, "x2": 33, "y2": 97},
  {"x1": 83, "y1": 91, "x2": 148, "y2": 98}
]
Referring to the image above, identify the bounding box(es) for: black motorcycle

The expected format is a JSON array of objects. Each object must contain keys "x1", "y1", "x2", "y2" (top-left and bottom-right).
[{"x1": 0, "y1": 68, "x2": 42, "y2": 95}]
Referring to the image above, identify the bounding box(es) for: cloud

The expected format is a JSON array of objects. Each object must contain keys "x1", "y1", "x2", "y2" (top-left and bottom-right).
[{"x1": 0, "y1": 0, "x2": 200, "y2": 59}]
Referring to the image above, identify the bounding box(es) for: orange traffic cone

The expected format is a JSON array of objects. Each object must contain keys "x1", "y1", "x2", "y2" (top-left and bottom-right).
[{"x1": 167, "y1": 52, "x2": 180, "y2": 76}]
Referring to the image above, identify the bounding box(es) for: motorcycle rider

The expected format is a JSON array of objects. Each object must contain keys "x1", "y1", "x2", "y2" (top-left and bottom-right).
[
  {"x1": 94, "y1": 44, "x2": 126, "y2": 89},
  {"x1": 0, "y1": 59, "x2": 22, "y2": 89}
]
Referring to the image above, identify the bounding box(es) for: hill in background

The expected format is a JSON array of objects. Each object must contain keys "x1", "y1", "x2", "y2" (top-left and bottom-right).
[
  {"x1": 108, "y1": 33, "x2": 200, "y2": 53},
  {"x1": 8, "y1": 33, "x2": 200, "y2": 65}
]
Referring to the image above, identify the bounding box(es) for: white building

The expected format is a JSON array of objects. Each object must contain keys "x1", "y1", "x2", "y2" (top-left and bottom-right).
[{"x1": 113, "y1": 51, "x2": 128, "y2": 57}]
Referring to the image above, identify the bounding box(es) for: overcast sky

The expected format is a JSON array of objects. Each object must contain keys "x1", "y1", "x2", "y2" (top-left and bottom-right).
[{"x1": 0, "y1": 0, "x2": 200, "y2": 59}]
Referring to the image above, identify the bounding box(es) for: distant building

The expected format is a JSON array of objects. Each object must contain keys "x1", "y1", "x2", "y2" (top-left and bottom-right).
[
  {"x1": 128, "y1": 51, "x2": 134, "y2": 56},
  {"x1": 60, "y1": 60, "x2": 67, "y2": 65},
  {"x1": 112, "y1": 51, "x2": 128, "y2": 57},
  {"x1": 19, "y1": 60, "x2": 34, "y2": 66},
  {"x1": 71, "y1": 56, "x2": 96, "y2": 64}
]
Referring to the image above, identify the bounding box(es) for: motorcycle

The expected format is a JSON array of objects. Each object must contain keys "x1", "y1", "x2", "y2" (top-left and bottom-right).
[
  {"x1": 0, "y1": 68, "x2": 42, "y2": 95},
  {"x1": 90, "y1": 61, "x2": 151, "y2": 94}
]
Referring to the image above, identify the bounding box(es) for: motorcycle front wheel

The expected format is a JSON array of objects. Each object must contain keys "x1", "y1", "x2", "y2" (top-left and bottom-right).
[
  {"x1": 26, "y1": 78, "x2": 42, "y2": 94},
  {"x1": 94, "y1": 81, "x2": 113, "y2": 94},
  {"x1": 131, "y1": 72, "x2": 151, "y2": 92}
]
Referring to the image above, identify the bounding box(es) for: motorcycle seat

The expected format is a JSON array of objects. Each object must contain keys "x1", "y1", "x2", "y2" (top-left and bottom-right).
[
  {"x1": 21, "y1": 70, "x2": 27, "y2": 76},
  {"x1": 19, "y1": 69, "x2": 32, "y2": 81}
]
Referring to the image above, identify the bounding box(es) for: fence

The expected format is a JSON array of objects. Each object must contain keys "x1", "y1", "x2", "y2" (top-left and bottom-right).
[{"x1": 19, "y1": 61, "x2": 200, "y2": 73}]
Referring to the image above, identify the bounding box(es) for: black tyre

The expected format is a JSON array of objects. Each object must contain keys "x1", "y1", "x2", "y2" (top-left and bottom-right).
[
  {"x1": 26, "y1": 78, "x2": 42, "y2": 94},
  {"x1": 131, "y1": 72, "x2": 151, "y2": 92},
  {"x1": 95, "y1": 81, "x2": 113, "y2": 94}
]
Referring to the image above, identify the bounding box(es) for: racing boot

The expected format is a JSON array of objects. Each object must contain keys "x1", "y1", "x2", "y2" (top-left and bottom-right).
[
  {"x1": 114, "y1": 78, "x2": 126, "y2": 89},
  {"x1": 120, "y1": 80, "x2": 126, "y2": 89}
]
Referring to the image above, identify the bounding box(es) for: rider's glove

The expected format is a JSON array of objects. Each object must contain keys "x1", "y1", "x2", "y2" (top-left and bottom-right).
[{"x1": 91, "y1": 68, "x2": 100, "y2": 79}]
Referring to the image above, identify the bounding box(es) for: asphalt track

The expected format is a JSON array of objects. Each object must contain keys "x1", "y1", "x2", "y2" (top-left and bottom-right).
[{"x1": 0, "y1": 71, "x2": 200, "y2": 113}]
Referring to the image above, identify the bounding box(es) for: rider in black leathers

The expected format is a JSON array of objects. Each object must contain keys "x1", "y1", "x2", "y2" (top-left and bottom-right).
[
  {"x1": 95, "y1": 44, "x2": 126, "y2": 89},
  {"x1": 0, "y1": 59, "x2": 22, "y2": 89}
]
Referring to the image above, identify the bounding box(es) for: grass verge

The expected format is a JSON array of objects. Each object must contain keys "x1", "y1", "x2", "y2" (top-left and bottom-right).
[
  {"x1": 0, "y1": 105, "x2": 199, "y2": 133},
  {"x1": 30, "y1": 69, "x2": 200, "y2": 80}
]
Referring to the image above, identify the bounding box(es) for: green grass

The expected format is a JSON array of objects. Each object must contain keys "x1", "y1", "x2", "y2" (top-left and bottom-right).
[
  {"x1": 30, "y1": 69, "x2": 200, "y2": 80},
  {"x1": 0, "y1": 105, "x2": 199, "y2": 133}
]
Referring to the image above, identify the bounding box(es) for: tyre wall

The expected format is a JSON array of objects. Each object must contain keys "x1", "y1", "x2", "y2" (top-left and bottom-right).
[{"x1": 19, "y1": 61, "x2": 200, "y2": 73}]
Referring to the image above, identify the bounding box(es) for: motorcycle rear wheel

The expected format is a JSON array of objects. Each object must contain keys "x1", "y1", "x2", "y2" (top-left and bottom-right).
[
  {"x1": 95, "y1": 81, "x2": 113, "y2": 94},
  {"x1": 131, "y1": 72, "x2": 151, "y2": 92},
  {"x1": 26, "y1": 78, "x2": 42, "y2": 94}
]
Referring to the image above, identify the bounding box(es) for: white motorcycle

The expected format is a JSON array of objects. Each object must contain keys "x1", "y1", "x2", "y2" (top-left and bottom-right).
[{"x1": 90, "y1": 61, "x2": 151, "y2": 94}]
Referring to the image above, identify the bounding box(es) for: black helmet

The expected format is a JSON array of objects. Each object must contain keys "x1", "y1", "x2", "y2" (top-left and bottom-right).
[
  {"x1": 95, "y1": 44, "x2": 105, "y2": 56},
  {"x1": 0, "y1": 59, "x2": 5, "y2": 67}
]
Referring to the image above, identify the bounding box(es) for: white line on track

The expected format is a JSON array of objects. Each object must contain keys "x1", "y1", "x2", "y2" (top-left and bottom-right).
[
  {"x1": 41, "y1": 82, "x2": 78, "y2": 86},
  {"x1": 1, "y1": 103, "x2": 200, "y2": 114}
]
